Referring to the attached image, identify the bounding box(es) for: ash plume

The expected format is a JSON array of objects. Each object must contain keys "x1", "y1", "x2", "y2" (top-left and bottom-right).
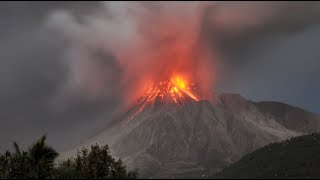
[
  {"x1": 47, "y1": 2, "x2": 217, "y2": 112},
  {"x1": 42, "y1": 1, "x2": 320, "y2": 141},
  {"x1": 46, "y1": 1, "x2": 320, "y2": 113}
]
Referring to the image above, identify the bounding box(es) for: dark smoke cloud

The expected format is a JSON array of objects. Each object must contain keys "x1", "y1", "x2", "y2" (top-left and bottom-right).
[
  {"x1": 210, "y1": 2, "x2": 320, "y2": 34},
  {"x1": 0, "y1": 1, "x2": 112, "y2": 152},
  {"x1": 205, "y1": 2, "x2": 320, "y2": 63},
  {"x1": 0, "y1": 2, "x2": 320, "y2": 152},
  {"x1": 207, "y1": 2, "x2": 320, "y2": 112}
]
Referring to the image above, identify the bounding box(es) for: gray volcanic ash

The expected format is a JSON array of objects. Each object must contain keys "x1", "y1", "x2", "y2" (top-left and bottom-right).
[{"x1": 60, "y1": 93, "x2": 320, "y2": 178}]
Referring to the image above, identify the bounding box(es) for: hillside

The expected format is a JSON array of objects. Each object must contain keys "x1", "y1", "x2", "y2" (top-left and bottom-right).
[
  {"x1": 59, "y1": 93, "x2": 320, "y2": 178},
  {"x1": 213, "y1": 133, "x2": 320, "y2": 178}
]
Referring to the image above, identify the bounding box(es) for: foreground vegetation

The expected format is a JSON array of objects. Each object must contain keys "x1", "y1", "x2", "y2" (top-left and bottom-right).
[
  {"x1": 213, "y1": 132, "x2": 320, "y2": 178},
  {"x1": 0, "y1": 135, "x2": 137, "y2": 179}
]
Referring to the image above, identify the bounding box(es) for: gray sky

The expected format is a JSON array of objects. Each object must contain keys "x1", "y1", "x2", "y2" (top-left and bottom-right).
[{"x1": 0, "y1": 2, "x2": 319, "y2": 152}]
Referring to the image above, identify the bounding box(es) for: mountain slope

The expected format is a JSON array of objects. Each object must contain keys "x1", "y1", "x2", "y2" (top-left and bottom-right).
[
  {"x1": 253, "y1": 101, "x2": 320, "y2": 133},
  {"x1": 59, "y1": 93, "x2": 320, "y2": 178},
  {"x1": 213, "y1": 133, "x2": 320, "y2": 178}
]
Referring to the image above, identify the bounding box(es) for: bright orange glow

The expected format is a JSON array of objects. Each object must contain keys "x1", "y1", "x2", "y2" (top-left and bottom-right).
[{"x1": 123, "y1": 74, "x2": 199, "y2": 125}]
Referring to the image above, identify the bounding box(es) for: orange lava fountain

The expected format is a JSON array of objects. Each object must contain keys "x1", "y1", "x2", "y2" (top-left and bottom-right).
[{"x1": 123, "y1": 74, "x2": 199, "y2": 125}]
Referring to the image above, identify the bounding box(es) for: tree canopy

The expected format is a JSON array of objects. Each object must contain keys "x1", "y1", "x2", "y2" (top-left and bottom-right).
[{"x1": 0, "y1": 135, "x2": 138, "y2": 179}]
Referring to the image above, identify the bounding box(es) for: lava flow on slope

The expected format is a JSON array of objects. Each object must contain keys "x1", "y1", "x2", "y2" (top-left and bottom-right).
[{"x1": 123, "y1": 74, "x2": 200, "y2": 125}]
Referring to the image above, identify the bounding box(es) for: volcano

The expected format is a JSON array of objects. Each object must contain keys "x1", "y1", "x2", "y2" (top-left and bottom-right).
[{"x1": 60, "y1": 93, "x2": 320, "y2": 178}]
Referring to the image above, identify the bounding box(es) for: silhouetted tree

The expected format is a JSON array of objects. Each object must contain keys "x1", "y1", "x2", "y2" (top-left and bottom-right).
[
  {"x1": 0, "y1": 135, "x2": 58, "y2": 179},
  {"x1": 53, "y1": 144, "x2": 138, "y2": 179},
  {"x1": 0, "y1": 136, "x2": 137, "y2": 179},
  {"x1": 28, "y1": 135, "x2": 59, "y2": 178}
]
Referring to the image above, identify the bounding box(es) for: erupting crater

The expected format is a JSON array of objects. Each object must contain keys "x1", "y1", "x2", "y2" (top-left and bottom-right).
[{"x1": 123, "y1": 74, "x2": 200, "y2": 125}]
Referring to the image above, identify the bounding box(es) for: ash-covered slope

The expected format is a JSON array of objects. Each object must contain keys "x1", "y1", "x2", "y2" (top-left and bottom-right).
[
  {"x1": 253, "y1": 101, "x2": 320, "y2": 133},
  {"x1": 60, "y1": 93, "x2": 320, "y2": 178}
]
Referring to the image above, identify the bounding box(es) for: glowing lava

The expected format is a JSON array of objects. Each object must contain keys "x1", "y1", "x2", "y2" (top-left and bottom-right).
[{"x1": 123, "y1": 75, "x2": 199, "y2": 125}]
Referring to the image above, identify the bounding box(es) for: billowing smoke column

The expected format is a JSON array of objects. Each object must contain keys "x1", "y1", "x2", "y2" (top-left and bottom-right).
[
  {"x1": 46, "y1": 1, "x2": 320, "y2": 118},
  {"x1": 48, "y1": 2, "x2": 217, "y2": 113}
]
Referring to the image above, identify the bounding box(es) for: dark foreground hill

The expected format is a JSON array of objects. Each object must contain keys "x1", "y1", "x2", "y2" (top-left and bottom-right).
[{"x1": 213, "y1": 133, "x2": 320, "y2": 179}]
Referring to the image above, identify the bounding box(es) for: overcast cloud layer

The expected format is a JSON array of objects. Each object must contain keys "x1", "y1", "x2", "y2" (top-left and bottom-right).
[{"x1": 0, "y1": 1, "x2": 320, "y2": 152}]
